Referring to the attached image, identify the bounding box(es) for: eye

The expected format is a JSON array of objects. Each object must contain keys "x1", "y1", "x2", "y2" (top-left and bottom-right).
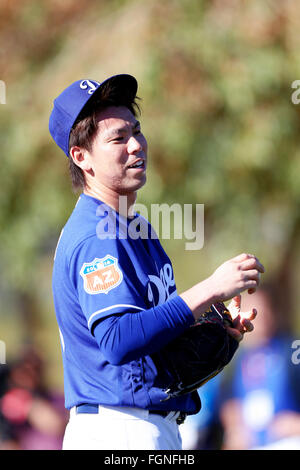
[{"x1": 112, "y1": 136, "x2": 124, "y2": 142}]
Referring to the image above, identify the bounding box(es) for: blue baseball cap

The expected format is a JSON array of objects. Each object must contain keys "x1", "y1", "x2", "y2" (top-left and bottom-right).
[{"x1": 49, "y1": 74, "x2": 138, "y2": 157}]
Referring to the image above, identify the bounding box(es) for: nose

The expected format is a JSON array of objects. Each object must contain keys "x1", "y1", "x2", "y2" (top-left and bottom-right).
[{"x1": 127, "y1": 135, "x2": 143, "y2": 154}]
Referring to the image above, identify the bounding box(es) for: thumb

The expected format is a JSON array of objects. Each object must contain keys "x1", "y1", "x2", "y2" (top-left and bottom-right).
[
  {"x1": 241, "y1": 308, "x2": 257, "y2": 322},
  {"x1": 232, "y1": 295, "x2": 241, "y2": 307},
  {"x1": 228, "y1": 295, "x2": 241, "y2": 319}
]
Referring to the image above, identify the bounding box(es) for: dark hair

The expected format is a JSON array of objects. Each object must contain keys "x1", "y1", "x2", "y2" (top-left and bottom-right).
[{"x1": 68, "y1": 80, "x2": 141, "y2": 191}]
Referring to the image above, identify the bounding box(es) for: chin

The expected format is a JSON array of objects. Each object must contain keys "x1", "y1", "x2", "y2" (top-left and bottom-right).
[
  {"x1": 136, "y1": 177, "x2": 147, "y2": 191},
  {"x1": 127, "y1": 176, "x2": 147, "y2": 192}
]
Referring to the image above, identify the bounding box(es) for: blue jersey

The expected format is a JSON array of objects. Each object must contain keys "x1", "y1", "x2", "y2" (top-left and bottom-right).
[{"x1": 52, "y1": 194, "x2": 200, "y2": 413}]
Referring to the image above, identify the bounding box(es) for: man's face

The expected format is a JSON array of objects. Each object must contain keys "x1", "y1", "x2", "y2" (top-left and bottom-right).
[{"x1": 86, "y1": 105, "x2": 148, "y2": 195}]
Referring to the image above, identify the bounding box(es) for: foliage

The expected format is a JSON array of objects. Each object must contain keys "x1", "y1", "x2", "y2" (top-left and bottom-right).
[{"x1": 0, "y1": 0, "x2": 300, "y2": 337}]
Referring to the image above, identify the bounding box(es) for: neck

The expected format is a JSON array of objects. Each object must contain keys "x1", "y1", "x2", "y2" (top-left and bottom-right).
[{"x1": 84, "y1": 183, "x2": 137, "y2": 217}]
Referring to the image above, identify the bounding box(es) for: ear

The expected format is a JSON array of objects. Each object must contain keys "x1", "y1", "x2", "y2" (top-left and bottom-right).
[{"x1": 69, "y1": 146, "x2": 93, "y2": 173}]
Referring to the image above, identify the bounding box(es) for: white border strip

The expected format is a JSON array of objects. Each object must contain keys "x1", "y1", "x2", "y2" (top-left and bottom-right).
[{"x1": 88, "y1": 304, "x2": 144, "y2": 329}]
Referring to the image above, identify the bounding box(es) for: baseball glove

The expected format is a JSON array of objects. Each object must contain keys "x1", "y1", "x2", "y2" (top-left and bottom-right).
[{"x1": 153, "y1": 302, "x2": 239, "y2": 400}]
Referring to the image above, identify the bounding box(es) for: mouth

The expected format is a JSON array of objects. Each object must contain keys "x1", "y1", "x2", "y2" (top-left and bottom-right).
[{"x1": 128, "y1": 159, "x2": 146, "y2": 170}]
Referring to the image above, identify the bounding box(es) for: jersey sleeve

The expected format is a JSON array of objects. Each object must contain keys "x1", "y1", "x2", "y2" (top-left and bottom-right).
[{"x1": 69, "y1": 235, "x2": 146, "y2": 331}]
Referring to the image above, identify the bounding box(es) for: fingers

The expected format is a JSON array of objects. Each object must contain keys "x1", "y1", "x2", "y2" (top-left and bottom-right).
[
  {"x1": 228, "y1": 295, "x2": 241, "y2": 320},
  {"x1": 228, "y1": 295, "x2": 241, "y2": 311},
  {"x1": 240, "y1": 257, "x2": 265, "y2": 274},
  {"x1": 212, "y1": 253, "x2": 265, "y2": 303},
  {"x1": 242, "y1": 307, "x2": 257, "y2": 321},
  {"x1": 232, "y1": 254, "x2": 265, "y2": 295},
  {"x1": 230, "y1": 308, "x2": 257, "y2": 340},
  {"x1": 232, "y1": 253, "x2": 257, "y2": 263},
  {"x1": 241, "y1": 308, "x2": 257, "y2": 332},
  {"x1": 233, "y1": 253, "x2": 265, "y2": 272},
  {"x1": 247, "y1": 287, "x2": 257, "y2": 295},
  {"x1": 232, "y1": 295, "x2": 241, "y2": 307},
  {"x1": 241, "y1": 269, "x2": 261, "y2": 284},
  {"x1": 241, "y1": 319, "x2": 254, "y2": 332},
  {"x1": 240, "y1": 311, "x2": 256, "y2": 329},
  {"x1": 226, "y1": 326, "x2": 244, "y2": 343},
  {"x1": 240, "y1": 263, "x2": 263, "y2": 295},
  {"x1": 241, "y1": 279, "x2": 260, "y2": 292}
]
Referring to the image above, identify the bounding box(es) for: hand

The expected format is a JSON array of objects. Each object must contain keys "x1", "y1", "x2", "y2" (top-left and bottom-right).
[
  {"x1": 179, "y1": 253, "x2": 265, "y2": 323},
  {"x1": 208, "y1": 253, "x2": 265, "y2": 303},
  {"x1": 269, "y1": 411, "x2": 300, "y2": 439},
  {"x1": 226, "y1": 295, "x2": 257, "y2": 342}
]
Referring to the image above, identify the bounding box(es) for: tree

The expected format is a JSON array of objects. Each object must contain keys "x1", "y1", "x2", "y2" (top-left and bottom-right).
[{"x1": 0, "y1": 0, "x2": 299, "y2": 351}]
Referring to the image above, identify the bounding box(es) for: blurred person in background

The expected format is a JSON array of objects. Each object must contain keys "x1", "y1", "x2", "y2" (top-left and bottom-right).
[
  {"x1": 180, "y1": 374, "x2": 224, "y2": 450},
  {"x1": 0, "y1": 345, "x2": 67, "y2": 450},
  {"x1": 220, "y1": 285, "x2": 300, "y2": 450}
]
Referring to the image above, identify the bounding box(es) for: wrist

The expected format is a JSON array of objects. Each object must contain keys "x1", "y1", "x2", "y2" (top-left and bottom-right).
[
  {"x1": 179, "y1": 277, "x2": 219, "y2": 321},
  {"x1": 202, "y1": 275, "x2": 222, "y2": 305}
]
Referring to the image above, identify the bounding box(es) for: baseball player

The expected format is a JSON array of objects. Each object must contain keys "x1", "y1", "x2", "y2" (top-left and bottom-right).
[{"x1": 49, "y1": 74, "x2": 265, "y2": 450}]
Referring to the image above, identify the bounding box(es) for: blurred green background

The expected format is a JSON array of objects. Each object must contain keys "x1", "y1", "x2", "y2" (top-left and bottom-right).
[{"x1": 1, "y1": 0, "x2": 300, "y2": 392}]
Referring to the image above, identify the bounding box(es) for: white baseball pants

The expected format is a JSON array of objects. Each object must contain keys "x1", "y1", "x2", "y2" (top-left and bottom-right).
[{"x1": 62, "y1": 405, "x2": 182, "y2": 450}]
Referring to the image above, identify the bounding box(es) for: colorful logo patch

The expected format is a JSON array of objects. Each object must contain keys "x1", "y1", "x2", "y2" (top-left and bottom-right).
[{"x1": 80, "y1": 255, "x2": 123, "y2": 294}]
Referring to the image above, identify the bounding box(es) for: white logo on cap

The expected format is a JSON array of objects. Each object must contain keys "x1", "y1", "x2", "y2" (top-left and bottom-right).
[{"x1": 80, "y1": 79, "x2": 100, "y2": 95}]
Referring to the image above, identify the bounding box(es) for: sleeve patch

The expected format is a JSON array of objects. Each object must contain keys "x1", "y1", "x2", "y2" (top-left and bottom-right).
[{"x1": 80, "y1": 255, "x2": 123, "y2": 295}]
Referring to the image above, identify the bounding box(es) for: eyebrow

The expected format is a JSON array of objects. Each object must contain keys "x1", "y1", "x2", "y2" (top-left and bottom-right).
[{"x1": 103, "y1": 121, "x2": 140, "y2": 140}]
